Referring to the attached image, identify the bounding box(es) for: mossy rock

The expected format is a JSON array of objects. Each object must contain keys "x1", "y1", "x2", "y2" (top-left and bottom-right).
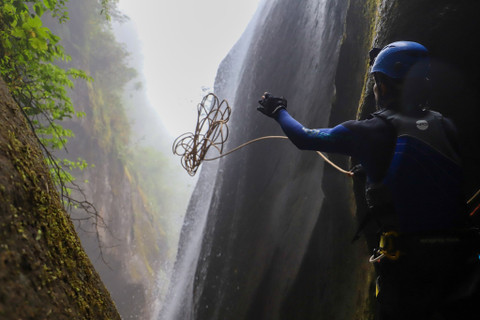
[{"x1": 0, "y1": 78, "x2": 121, "y2": 319}]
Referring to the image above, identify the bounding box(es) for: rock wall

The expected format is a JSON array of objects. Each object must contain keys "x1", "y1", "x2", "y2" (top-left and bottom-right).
[
  {"x1": 0, "y1": 77, "x2": 120, "y2": 319},
  {"x1": 64, "y1": 78, "x2": 170, "y2": 320},
  {"x1": 163, "y1": 0, "x2": 375, "y2": 319}
]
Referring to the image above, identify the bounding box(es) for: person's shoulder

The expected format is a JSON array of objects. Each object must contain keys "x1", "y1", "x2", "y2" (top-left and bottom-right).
[
  {"x1": 342, "y1": 110, "x2": 393, "y2": 131},
  {"x1": 425, "y1": 109, "x2": 457, "y2": 130},
  {"x1": 339, "y1": 112, "x2": 396, "y2": 146}
]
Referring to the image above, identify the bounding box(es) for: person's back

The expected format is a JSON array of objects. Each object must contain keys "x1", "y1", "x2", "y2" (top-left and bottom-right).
[{"x1": 375, "y1": 108, "x2": 464, "y2": 232}]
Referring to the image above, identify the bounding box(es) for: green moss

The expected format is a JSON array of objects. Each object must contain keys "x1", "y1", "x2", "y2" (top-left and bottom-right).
[
  {"x1": 356, "y1": 0, "x2": 381, "y2": 119},
  {"x1": 0, "y1": 82, "x2": 120, "y2": 318}
]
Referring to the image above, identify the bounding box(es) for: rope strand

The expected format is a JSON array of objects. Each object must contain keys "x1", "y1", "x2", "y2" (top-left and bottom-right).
[
  {"x1": 172, "y1": 93, "x2": 353, "y2": 177},
  {"x1": 203, "y1": 136, "x2": 288, "y2": 161}
]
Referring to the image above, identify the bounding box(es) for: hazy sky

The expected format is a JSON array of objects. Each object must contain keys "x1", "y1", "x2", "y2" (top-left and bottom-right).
[{"x1": 116, "y1": 0, "x2": 261, "y2": 137}]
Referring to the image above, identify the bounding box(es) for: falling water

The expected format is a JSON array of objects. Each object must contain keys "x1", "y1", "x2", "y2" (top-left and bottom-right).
[
  {"x1": 157, "y1": 0, "x2": 359, "y2": 319},
  {"x1": 155, "y1": 3, "x2": 264, "y2": 319}
]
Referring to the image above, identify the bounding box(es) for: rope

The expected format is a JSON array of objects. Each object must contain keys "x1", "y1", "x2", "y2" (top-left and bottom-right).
[
  {"x1": 172, "y1": 93, "x2": 353, "y2": 177},
  {"x1": 467, "y1": 188, "x2": 480, "y2": 216},
  {"x1": 467, "y1": 188, "x2": 480, "y2": 205},
  {"x1": 172, "y1": 93, "x2": 231, "y2": 176},
  {"x1": 203, "y1": 136, "x2": 289, "y2": 161},
  {"x1": 205, "y1": 136, "x2": 352, "y2": 176},
  {"x1": 369, "y1": 253, "x2": 385, "y2": 263}
]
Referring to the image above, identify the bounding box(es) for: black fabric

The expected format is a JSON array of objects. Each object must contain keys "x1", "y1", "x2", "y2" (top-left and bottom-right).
[
  {"x1": 376, "y1": 231, "x2": 480, "y2": 320},
  {"x1": 342, "y1": 115, "x2": 397, "y2": 184}
]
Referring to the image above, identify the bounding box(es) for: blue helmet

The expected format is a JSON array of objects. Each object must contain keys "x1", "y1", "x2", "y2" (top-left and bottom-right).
[{"x1": 370, "y1": 41, "x2": 429, "y2": 79}]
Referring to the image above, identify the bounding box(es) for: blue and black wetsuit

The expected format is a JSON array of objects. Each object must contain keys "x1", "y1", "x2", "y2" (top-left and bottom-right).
[{"x1": 275, "y1": 107, "x2": 464, "y2": 232}]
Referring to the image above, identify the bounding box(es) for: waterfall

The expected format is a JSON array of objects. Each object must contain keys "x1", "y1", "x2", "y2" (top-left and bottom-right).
[
  {"x1": 157, "y1": 0, "x2": 361, "y2": 319},
  {"x1": 155, "y1": 3, "x2": 264, "y2": 319}
]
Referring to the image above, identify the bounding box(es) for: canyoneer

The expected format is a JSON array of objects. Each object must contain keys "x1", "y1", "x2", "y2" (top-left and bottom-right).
[{"x1": 257, "y1": 41, "x2": 480, "y2": 319}]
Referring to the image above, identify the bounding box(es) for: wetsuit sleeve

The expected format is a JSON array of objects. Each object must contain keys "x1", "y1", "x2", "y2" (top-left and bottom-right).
[{"x1": 275, "y1": 108, "x2": 357, "y2": 156}]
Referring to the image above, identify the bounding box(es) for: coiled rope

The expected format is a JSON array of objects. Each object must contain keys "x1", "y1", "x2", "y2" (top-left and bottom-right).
[{"x1": 172, "y1": 93, "x2": 353, "y2": 177}]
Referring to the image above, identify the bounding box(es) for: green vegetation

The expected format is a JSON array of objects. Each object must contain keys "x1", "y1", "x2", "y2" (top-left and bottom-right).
[
  {"x1": 0, "y1": 0, "x2": 121, "y2": 199},
  {"x1": 56, "y1": 0, "x2": 135, "y2": 152},
  {"x1": 0, "y1": 0, "x2": 94, "y2": 198}
]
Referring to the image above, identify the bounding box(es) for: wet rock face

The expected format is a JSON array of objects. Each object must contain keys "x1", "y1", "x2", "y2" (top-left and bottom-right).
[
  {"x1": 195, "y1": 2, "x2": 355, "y2": 319},
  {"x1": 165, "y1": 1, "x2": 373, "y2": 319},
  {"x1": 0, "y1": 78, "x2": 120, "y2": 319}
]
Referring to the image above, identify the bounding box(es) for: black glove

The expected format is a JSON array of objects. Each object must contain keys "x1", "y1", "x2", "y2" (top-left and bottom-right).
[{"x1": 257, "y1": 92, "x2": 287, "y2": 118}]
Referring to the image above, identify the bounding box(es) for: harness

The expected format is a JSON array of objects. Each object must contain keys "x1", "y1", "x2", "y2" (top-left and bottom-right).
[
  {"x1": 369, "y1": 231, "x2": 401, "y2": 263},
  {"x1": 369, "y1": 229, "x2": 480, "y2": 264},
  {"x1": 359, "y1": 109, "x2": 465, "y2": 261}
]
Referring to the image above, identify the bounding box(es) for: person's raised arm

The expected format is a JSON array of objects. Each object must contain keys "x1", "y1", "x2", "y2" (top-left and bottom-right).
[{"x1": 258, "y1": 92, "x2": 356, "y2": 155}]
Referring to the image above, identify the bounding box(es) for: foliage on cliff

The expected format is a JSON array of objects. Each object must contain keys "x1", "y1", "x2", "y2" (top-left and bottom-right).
[
  {"x1": 0, "y1": 0, "x2": 94, "y2": 194},
  {"x1": 52, "y1": 0, "x2": 135, "y2": 155},
  {"x1": 0, "y1": 4, "x2": 124, "y2": 317},
  {"x1": 0, "y1": 77, "x2": 120, "y2": 319},
  {"x1": 44, "y1": 0, "x2": 189, "y2": 317},
  {"x1": 0, "y1": 0, "x2": 124, "y2": 195}
]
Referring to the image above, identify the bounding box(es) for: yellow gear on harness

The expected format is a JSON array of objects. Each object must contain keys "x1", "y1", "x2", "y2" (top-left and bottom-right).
[
  {"x1": 379, "y1": 231, "x2": 401, "y2": 260},
  {"x1": 369, "y1": 231, "x2": 402, "y2": 263}
]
